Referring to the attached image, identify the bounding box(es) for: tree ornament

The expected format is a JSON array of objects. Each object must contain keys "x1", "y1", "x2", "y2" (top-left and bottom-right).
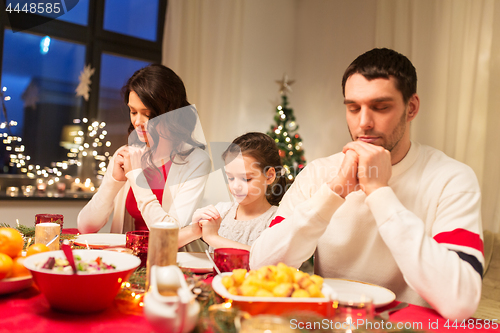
[
  {"x1": 275, "y1": 74, "x2": 295, "y2": 96},
  {"x1": 286, "y1": 120, "x2": 297, "y2": 131}
]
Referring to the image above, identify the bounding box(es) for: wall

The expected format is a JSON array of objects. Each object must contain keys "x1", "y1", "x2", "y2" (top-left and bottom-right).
[{"x1": 292, "y1": 0, "x2": 378, "y2": 159}]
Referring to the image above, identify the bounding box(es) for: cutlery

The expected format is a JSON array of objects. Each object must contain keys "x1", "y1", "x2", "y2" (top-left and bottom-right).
[
  {"x1": 205, "y1": 249, "x2": 221, "y2": 275},
  {"x1": 45, "y1": 234, "x2": 59, "y2": 247},
  {"x1": 377, "y1": 302, "x2": 409, "y2": 321},
  {"x1": 61, "y1": 240, "x2": 78, "y2": 274}
]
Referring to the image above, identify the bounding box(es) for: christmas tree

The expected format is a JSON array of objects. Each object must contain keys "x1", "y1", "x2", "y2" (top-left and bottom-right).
[{"x1": 267, "y1": 75, "x2": 306, "y2": 181}]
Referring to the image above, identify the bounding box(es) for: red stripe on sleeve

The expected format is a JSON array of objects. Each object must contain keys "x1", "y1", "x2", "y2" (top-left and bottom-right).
[
  {"x1": 433, "y1": 228, "x2": 484, "y2": 255},
  {"x1": 269, "y1": 216, "x2": 285, "y2": 227}
]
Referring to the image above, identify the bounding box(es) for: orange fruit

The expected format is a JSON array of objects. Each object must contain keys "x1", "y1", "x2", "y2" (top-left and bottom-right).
[
  {"x1": 10, "y1": 256, "x2": 30, "y2": 278},
  {"x1": 0, "y1": 228, "x2": 24, "y2": 258},
  {"x1": 26, "y1": 243, "x2": 50, "y2": 257},
  {"x1": 0, "y1": 253, "x2": 13, "y2": 279}
]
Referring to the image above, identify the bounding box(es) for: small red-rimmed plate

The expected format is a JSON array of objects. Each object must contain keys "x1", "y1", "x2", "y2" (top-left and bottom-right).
[
  {"x1": 177, "y1": 252, "x2": 213, "y2": 273},
  {"x1": 323, "y1": 278, "x2": 396, "y2": 308},
  {"x1": 73, "y1": 233, "x2": 126, "y2": 249},
  {"x1": 0, "y1": 276, "x2": 33, "y2": 295}
]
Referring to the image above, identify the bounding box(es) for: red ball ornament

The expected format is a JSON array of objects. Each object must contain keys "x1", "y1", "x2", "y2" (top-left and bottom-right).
[
  {"x1": 279, "y1": 150, "x2": 285, "y2": 158},
  {"x1": 298, "y1": 164, "x2": 304, "y2": 169},
  {"x1": 295, "y1": 134, "x2": 299, "y2": 139}
]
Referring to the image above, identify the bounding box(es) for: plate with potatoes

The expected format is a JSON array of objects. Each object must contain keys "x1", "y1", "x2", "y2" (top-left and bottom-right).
[{"x1": 212, "y1": 263, "x2": 336, "y2": 316}]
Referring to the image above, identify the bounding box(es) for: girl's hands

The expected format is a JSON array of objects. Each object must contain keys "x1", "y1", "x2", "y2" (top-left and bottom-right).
[
  {"x1": 200, "y1": 216, "x2": 222, "y2": 243},
  {"x1": 192, "y1": 205, "x2": 221, "y2": 223}
]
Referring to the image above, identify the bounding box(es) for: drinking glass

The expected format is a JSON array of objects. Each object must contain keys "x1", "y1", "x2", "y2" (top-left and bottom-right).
[
  {"x1": 332, "y1": 292, "x2": 374, "y2": 332},
  {"x1": 126, "y1": 230, "x2": 149, "y2": 268},
  {"x1": 35, "y1": 214, "x2": 64, "y2": 230},
  {"x1": 213, "y1": 248, "x2": 250, "y2": 273}
]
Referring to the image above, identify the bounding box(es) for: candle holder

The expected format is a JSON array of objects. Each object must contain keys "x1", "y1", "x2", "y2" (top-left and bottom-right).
[
  {"x1": 35, "y1": 214, "x2": 64, "y2": 230},
  {"x1": 213, "y1": 248, "x2": 250, "y2": 273},
  {"x1": 36, "y1": 179, "x2": 47, "y2": 193},
  {"x1": 21, "y1": 185, "x2": 35, "y2": 197},
  {"x1": 126, "y1": 231, "x2": 149, "y2": 268},
  {"x1": 35, "y1": 222, "x2": 60, "y2": 250},
  {"x1": 145, "y1": 222, "x2": 179, "y2": 291},
  {"x1": 6, "y1": 186, "x2": 19, "y2": 197}
]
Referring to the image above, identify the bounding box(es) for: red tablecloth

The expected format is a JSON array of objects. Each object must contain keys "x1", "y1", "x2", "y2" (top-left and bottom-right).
[
  {"x1": 2, "y1": 284, "x2": 499, "y2": 333},
  {"x1": 0, "y1": 287, "x2": 150, "y2": 333},
  {"x1": 376, "y1": 301, "x2": 499, "y2": 333}
]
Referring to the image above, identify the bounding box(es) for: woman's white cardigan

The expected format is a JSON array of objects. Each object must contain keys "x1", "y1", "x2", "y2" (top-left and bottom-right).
[{"x1": 77, "y1": 145, "x2": 211, "y2": 236}]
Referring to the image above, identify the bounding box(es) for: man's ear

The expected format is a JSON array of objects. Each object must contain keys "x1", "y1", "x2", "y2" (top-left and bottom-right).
[
  {"x1": 407, "y1": 94, "x2": 420, "y2": 121},
  {"x1": 266, "y1": 167, "x2": 276, "y2": 185}
]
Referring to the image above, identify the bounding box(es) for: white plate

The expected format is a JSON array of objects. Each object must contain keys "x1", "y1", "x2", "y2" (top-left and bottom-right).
[
  {"x1": 212, "y1": 272, "x2": 336, "y2": 302},
  {"x1": 323, "y1": 278, "x2": 396, "y2": 308},
  {"x1": 0, "y1": 276, "x2": 33, "y2": 295},
  {"x1": 73, "y1": 233, "x2": 126, "y2": 249},
  {"x1": 177, "y1": 252, "x2": 213, "y2": 273}
]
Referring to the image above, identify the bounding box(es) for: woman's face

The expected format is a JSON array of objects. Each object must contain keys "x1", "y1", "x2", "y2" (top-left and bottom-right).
[{"x1": 128, "y1": 91, "x2": 154, "y2": 145}]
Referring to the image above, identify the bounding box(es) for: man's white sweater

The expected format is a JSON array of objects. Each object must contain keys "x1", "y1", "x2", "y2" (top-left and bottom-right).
[{"x1": 250, "y1": 142, "x2": 483, "y2": 320}]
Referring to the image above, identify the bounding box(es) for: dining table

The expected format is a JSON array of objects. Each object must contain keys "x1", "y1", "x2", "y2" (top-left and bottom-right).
[
  {"x1": 2, "y1": 275, "x2": 499, "y2": 333},
  {"x1": 0, "y1": 229, "x2": 498, "y2": 333}
]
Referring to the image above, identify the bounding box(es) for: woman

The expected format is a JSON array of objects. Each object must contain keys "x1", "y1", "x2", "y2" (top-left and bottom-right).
[{"x1": 77, "y1": 64, "x2": 211, "y2": 248}]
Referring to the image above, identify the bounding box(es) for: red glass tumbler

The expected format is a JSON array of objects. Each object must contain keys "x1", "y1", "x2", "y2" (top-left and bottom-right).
[
  {"x1": 213, "y1": 248, "x2": 250, "y2": 273},
  {"x1": 35, "y1": 214, "x2": 64, "y2": 230},
  {"x1": 126, "y1": 231, "x2": 149, "y2": 268}
]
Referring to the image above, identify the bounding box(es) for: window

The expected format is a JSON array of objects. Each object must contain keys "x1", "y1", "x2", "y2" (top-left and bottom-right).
[{"x1": 0, "y1": 0, "x2": 167, "y2": 196}]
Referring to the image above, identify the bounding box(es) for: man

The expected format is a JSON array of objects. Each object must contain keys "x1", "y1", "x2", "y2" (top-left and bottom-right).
[{"x1": 250, "y1": 48, "x2": 483, "y2": 320}]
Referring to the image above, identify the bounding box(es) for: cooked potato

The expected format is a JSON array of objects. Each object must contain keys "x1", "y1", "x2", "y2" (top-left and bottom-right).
[
  {"x1": 310, "y1": 274, "x2": 323, "y2": 287},
  {"x1": 272, "y1": 283, "x2": 294, "y2": 297},
  {"x1": 306, "y1": 283, "x2": 324, "y2": 298},
  {"x1": 255, "y1": 289, "x2": 274, "y2": 297},
  {"x1": 232, "y1": 269, "x2": 247, "y2": 285},
  {"x1": 228, "y1": 286, "x2": 239, "y2": 295},
  {"x1": 291, "y1": 289, "x2": 310, "y2": 298},
  {"x1": 297, "y1": 275, "x2": 313, "y2": 289},
  {"x1": 239, "y1": 285, "x2": 259, "y2": 297},
  {"x1": 224, "y1": 263, "x2": 325, "y2": 298},
  {"x1": 221, "y1": 275, "x2": 234, "y2": 289}
]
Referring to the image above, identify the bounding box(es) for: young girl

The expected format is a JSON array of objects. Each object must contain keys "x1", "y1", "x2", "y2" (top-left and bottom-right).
[{"x1": 179, "y1": 132, "x2": 288, "y2": 250}]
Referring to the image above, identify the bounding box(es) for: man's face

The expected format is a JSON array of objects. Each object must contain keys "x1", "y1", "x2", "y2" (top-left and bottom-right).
[{"x1": 344, "y1": 74, "x2": 410, "y2": 153}]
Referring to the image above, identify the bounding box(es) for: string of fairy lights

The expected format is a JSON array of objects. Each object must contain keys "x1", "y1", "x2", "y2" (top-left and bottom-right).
[{"x1": 1, "y1": 116, "x2": 111, "y2": 191}]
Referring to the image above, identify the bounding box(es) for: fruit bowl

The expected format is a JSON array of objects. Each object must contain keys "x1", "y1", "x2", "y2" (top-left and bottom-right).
[{"x1": 23, "y1": 249, "x2": 140, "y2": 313}]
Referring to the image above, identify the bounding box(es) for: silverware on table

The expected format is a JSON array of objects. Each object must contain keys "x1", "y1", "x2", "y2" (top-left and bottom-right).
[
  {"x1": 205, "y1": 249, "x2": 221, "y2": 275},
  {"x1": 378, "y1": 302, "x2": 409, "y2": 321}
]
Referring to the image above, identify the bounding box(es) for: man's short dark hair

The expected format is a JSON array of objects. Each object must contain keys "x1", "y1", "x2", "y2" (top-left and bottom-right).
[{"x1": 342, "y1": 48, "x2": 417, "y2": 103}]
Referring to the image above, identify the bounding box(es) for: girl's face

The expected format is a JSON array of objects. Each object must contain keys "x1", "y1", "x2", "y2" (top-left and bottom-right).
[
  {"x1": 224, "y1": 154, "x2": 275, "y2": 206},
  {"x1": 128, "y1": 90, "x2": 154, "y2": 145}
]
